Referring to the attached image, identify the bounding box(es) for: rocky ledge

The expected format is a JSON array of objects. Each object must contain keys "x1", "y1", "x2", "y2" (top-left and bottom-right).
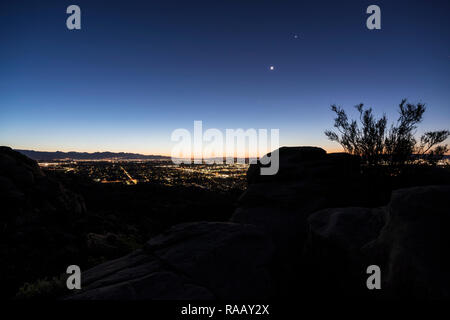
[
  {"x1": 0, "y1": 146, "x2": 86, "y2": 298},
  {"x1": 66, "y1": 146, "x2": 450, "y2": 300}
]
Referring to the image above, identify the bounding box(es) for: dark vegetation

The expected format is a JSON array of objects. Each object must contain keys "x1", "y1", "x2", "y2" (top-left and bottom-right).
[
  {"x1": 325, "y1": 99, "x2": 449, "y2": 167},
  {"x1": 323, "y1": 100, "x2": 450, "y2": 214}
]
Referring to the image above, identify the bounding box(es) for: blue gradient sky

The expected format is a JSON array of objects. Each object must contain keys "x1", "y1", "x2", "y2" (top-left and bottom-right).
[{"x1": 1, "y1": 0, "x2": 449, "y2": 155}]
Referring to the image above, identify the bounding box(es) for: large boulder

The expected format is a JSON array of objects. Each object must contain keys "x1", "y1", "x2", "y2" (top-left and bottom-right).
[
  {"x1": 369, "y1": 185, "x2": 450, "y2": 299},
  {"x1": 233, "y1": 147, "x2": 450, "y2": 299},
  {"x1": 247, "y1": 146, "x2": 327, "y2": 183},
  {"x1": 232, "y1": 147, "x2": 375, "y2": 296},
  {"x1": 66, "y1": 250, "x2": 214, "y2": 300},
  {"x1": 233, "y1": 148, "x2": 365, "y2": 229},
  {"x1": 67, "y1": 222, "x2": 274, "y2": 300},
  {"x1": 303, "y1": 184, "x2": 450, "y2": 300},
  {"x1": 304, "y1": 206, "x2": 387, "y2": 297}
]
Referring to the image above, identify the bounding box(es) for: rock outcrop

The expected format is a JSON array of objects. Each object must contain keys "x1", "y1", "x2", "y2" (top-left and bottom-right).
[
  {"x1": 305, "y1": 185, "x2": 450, "y2": 299},
  {"x1": 305, "y1": 206, "x2": 387, "y2": 297},
  {"x1": 0, "y1": 146, "x2": 86, "y2": 298},
  {"x1": 232, "y1": 147, "x2": 391, "y2": 296},
  {"x1": 4, "y1": 145, "x2": 443, "y2": 300},
  {"x1": 67, "y1": 222, "x2": 273, "y2": 300},
  {"x1": 370, "y1": 185, "x2": 450, "y2": 299}
]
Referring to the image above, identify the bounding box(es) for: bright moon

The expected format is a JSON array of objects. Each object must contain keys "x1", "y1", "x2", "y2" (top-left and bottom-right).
[{"x1": 269, "y1": 66, "x2": 275, "y2": 71}]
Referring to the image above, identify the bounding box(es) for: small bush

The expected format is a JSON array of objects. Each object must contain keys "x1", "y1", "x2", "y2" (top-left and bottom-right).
[
  {"x1": 15, "y1": 275, "x2": 67, "y2": 300},
  {"x1": 325, "y1": 99, "x2": 449, "y2": 166}
]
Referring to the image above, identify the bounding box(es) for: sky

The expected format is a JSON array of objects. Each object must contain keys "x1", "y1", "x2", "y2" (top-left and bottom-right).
[{"x1": 0, "y1": 0, "x2": 449, "y2": 155}]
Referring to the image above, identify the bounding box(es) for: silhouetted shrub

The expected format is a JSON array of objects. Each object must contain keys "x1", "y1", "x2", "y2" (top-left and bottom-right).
[
  {"x1": 15, "y1": 275, "x2": 66, "y2": 300},
  {"x1": 417, "y1": 131, "x2": 450, "y2": 165},
  {"x1": 325, "y1": 99, "x2": 449, "y2": 166}
]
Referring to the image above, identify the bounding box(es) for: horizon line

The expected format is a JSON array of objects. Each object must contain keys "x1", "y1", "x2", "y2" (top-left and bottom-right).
[
  {"x1": 8, "y1": 145, "x2": 345, "y2": 157},
  {"x1": 5, "y1": 145, "x2": 450, "y2": 158}
]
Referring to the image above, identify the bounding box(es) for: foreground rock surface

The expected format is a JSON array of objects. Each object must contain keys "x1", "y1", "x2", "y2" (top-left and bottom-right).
[
  {"x1": 67, "y1": 222, "x2": 273, "y2": 300},
  {"x1": 0, "y1": 146, "x2": 86, "y2": 298},
  {"x1": 304, "y1": 185, "x2": 450, "y2": 299},
  {"x1": 371, "y1": 185, "x2": 450, "y2": 299},
  {"x1": 53, "y1": 146, "x2": 450, "y2": 300}
]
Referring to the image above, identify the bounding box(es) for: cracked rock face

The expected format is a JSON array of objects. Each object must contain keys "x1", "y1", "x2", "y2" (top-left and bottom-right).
[{"x1": 67, "y1": 222, "x2": 273, "y2": 300}]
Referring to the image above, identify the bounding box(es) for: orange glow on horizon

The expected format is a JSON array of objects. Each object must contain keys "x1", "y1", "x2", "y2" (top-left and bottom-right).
[{"x1": 12, "y1": 145, "x2": 449, "y2": 158}]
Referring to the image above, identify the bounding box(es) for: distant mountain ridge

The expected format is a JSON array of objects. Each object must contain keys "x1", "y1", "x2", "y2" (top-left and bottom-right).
[
  {"x1": 13, "y1": 149, "x2": 450, "y2": 162},
  {"x1": 15, "y1": 149, "x2": 170, "y2": 161}
]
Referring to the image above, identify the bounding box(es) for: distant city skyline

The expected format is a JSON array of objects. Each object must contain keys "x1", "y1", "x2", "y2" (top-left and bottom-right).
[{"x1": 1, "y1": 0, "x2": 449, "y2": 156}]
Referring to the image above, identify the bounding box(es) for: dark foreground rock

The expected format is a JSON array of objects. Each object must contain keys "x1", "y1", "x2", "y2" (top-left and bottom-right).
[
  {"x1": 4, "y1": 145, "x2": 448, "y2": 300},
  {"x1": 0, "y1": 146, "x2": 87, "y2": 298},
  {"x1": 370, "y1": 185, "x2": 450, "y2": 299},
  {"x1": 67, "y1": 222, "x2": 273, "y2": 300},
  {"x1": 305, "y1": 185, "x2": 450, "y2": 299},
  {"x1": 66, "y1": 146, "x2": 450, "y2": 300},
  {"x1": 1, "y1": 146, "x2": 243, "y2": 298},
  {"x1": 304, "y1": 206, "x2": 387, "y2": 297},
  {"x1": 232, "y1": 147, "x2": 388, "y2": 296}
]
